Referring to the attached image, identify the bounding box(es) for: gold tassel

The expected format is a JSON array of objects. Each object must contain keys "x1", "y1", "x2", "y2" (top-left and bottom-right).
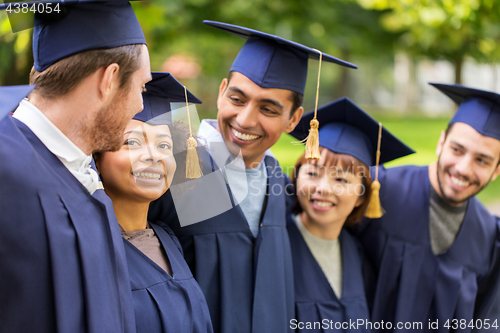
[
  {"x1": 305, "y1": 119, "x2": 321, "y2": 159},
  {"x1": 365, "y1": 122, "x2": 384, "y2": 218},
  {"x1": 184, "y1": 86, "x2": 202, "y2": 179},
  {"x1": 186, "y1": 136, "x2": 202, "y2": 179},
  {"x1": 305, "y1": 50, "x2": 322, "y2": 160}
]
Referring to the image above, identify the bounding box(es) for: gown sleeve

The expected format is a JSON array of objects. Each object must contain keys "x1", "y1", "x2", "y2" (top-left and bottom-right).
[{"x1": 473, "y1": 216, "x2": 500, "y2": 332}]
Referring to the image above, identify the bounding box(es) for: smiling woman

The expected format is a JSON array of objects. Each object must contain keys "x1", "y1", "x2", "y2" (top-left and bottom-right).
[
  {"x1": 94, "y1": 72, "x2": 213, "y2": 333},
  {"x1": 287, "y1": 97, "x2": 413, "y2": 332}
]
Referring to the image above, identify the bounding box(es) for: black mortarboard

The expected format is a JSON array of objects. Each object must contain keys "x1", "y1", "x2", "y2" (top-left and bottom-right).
[
  {"x1": 203, "y1": 20, "x2": 357, "y2": 95},
  {"x1": 430, "y1": 83, "x2": 500, "y2": 141}
]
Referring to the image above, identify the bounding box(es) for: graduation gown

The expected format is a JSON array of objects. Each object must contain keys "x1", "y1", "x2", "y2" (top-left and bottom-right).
[
  {"x1": 125, "y1": 222, "x2": 213, "y2": 333},
  {"x1": 0, "y1": 116, "x2": 135, "y2": 333},
  {"x1": 357, "y1": 165, "x2": 500, "y2": 332},
  {"x1": 149, "y1": 153, "x2": 295, "y2": 333},
  {"x1": 287, "y1": 216, "x2": 370, "y2": 333}
]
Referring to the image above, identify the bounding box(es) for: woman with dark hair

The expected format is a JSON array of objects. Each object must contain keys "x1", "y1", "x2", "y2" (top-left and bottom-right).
[
  {"x1": 94, "y1": 72, "x2": 213, "y2": 333},
  {"x1": 287, "y1": 97, "x2": 413, "y2": 332}
]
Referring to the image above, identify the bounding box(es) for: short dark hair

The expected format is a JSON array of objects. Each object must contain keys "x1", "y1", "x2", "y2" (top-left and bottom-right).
[
  {"x1": 227, "y1": 71, "x2": 303, "y2": 118},
  {"x1": 30, "y1": 44, "x2": 144, "y2": 99}
]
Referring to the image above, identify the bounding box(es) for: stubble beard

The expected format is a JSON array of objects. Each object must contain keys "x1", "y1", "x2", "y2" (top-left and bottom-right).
[
  {"x1": 90, "y1": 92, "x2": 130, "y2": 154},
  {"x1": 436, "y1": 157, "x2": 488, "y2": 206}
]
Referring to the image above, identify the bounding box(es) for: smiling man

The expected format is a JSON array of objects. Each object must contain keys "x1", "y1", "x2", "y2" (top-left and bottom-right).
[
  {"x1": 0, "y1": 1, "x2": 151, "y2": 332},
  {"x1": 149, "y1": 21, "x2": 357, "y2": 333},
  {"x1": 357, "y1": 83, "x2": 500, "y2": 332}
]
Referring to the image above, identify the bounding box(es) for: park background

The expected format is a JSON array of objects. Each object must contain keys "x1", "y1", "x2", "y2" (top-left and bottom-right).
[{"x1": 1, "y1": 0, "x2": 500, "y2": 213}]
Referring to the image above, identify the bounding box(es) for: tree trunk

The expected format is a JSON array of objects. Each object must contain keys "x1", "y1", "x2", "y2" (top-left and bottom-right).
[{"x1": 335, "y1": 48, "x2": 351, "y2": 99}]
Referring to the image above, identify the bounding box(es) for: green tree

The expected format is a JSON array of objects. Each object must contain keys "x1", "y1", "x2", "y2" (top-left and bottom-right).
[{"x1": 357, "y1": 0, "x2": 500, "y2": 83}]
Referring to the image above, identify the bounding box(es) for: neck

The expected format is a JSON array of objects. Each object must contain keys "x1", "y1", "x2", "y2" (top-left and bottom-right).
[
  {"x1": 110, "y1": 196, "x2": 150, "y2": 232},
  {"x1": 300, "y1": 211, "x2": 343, "y2": 240}
]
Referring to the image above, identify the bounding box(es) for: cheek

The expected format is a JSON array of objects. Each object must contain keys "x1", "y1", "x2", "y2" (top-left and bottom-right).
[
  {"x1": 99, "y1": 153, "x2": 131, "y2": 186},
  {"x1": 163, "y1": 155, "x2": 177, "y2": 185}
]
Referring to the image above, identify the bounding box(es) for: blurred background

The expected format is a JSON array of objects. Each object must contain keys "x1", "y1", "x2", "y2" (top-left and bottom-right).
[{"x1": 1, "y1": 0, "x2": 500, "y2": 210}]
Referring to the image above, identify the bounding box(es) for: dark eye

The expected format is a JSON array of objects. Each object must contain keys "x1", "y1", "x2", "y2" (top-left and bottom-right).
[
  {"x1": 124, "y1": 139, "x2": 141, "y2": 147},
  {"x1": 307, "y1": 171, "x2": 319, "y2": 177},
  {"x1": 229, "y1": 96, "x2": 243, "y2": 104},
  {"x1": 158, "y1": 142, "x2": 172, "y2": 150},
  {"x1": 262, "y1": 107, "x2": 278, "y2": 115},
  {"x1": 336, "y1": 178, "x2": 349, "y2": 184},
  {"x1": 477, "y1": 158, "x2": 489, "y2": 166}
]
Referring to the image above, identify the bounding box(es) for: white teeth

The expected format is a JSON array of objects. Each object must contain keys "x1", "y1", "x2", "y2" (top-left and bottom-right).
[
  {"x1": 312, "y1": 200, "x2": 333, "y2": 208},
  {"x1": 232, "y1": 128, "x2": 259, "y2": 141},
  {"x1": 134, "y1": 172, "x2": 161, "y2": 180},
  {"x1": 451, "y1": 176, "x2": 469, "y2": 188}
]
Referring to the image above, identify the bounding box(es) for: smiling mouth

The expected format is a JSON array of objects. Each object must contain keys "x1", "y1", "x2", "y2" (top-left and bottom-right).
[
  {"x1": 311, "y1": 200, "x2": 334, "y2": 208},
  {"x1": 231, "y1": 127, "x2": 260, "y2": 141},
  {"x1": 133, "y1": 172, "x2": 162, "y2": 180},
  {"x1": 450, "y1": 175, "x2": 470, "y2": 188}
]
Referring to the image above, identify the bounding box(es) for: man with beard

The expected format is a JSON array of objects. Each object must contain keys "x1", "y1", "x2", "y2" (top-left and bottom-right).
[
  {"x1": 357, "y1": 83, "x2": 500, "y2": 332},
  {"x1": 0, "y1": 1, "x2": 151, "y2": 332}
]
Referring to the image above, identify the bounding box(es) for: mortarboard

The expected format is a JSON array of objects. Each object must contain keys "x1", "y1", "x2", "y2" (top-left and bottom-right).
[
  {"x1": 290, "y1": 97, "x2": 415, "y2": 218},
  {"x1": 134, "y1": 72, "x2": 201, "y2": 125},
  {"x1": 430, "y1": 83, "x2": 500, "y2": 141},
  {"x1": 203, "y1": 20, "x2": 357, "y2": 96},
  {"x1": 0, "y1": 0, "x2": 146, "y2": 72},
  {"x1": 290, "y1": 97, "x2": 414, "y2": 167},
  {"x1": 0, "y1": 85, "x2": 36, "y2": 121}
]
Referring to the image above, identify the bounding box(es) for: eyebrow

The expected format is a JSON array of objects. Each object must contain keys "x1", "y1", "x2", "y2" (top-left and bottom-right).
[
  {"x1": 228, "y1": 86, "x2": 284, "y2": 110},
  {"x1": 450, "y1": 140, "x2": 495, "y2": 161}
]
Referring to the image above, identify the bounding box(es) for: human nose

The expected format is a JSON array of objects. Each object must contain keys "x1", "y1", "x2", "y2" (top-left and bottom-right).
[
  {"x1": 236, "y1": 104, "x2": 258, "y2": 129},
  {"x1": 316, "y1": 176, "x2": 332, "y2": 195},
  {"x1": 454, "y1": 154, "x2": 473, "y2": 178},
  {"x1": 141, "y1": 143, "x2": 162, "y2": 163}
]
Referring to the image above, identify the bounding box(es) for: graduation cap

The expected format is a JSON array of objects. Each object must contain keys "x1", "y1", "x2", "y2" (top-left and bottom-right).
[
  {"x1": 204, "y1": 20, "x2": 358, "y2": 160},
  {"x1": 135, "y1": 72, "x2": 201, "y2": 125},
  {"x1": 430, "y1": 83, "x2": 500, "y2": 141},
  {"x1": 0, "y1": 0, "x2": 146, "y2": 72},
  {"x1": 204, "y1": 20, "x2": 357, "y2": 96},
  {"x1": 290, "y1": 97, "x2": 415, "y2": 218},
  {"x1": 134, "y1": 72, "x2": 203, "y2": 179},
  {"x1": 0, "y1": 85, "x2": 36, "y2": 121}
]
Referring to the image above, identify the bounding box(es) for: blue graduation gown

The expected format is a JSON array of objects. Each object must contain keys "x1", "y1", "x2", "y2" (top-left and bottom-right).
[
  {"x1": 125, "y1": 222, "x2": 213, "y2": 333},
  {"x1": 149, "y1": 154, "x2": 295, "y2": 333},
  {"x1": 287, "y1": 215, "x2": 370, "y2": 333},
  {"x1": 357, "y1": 165, "x2": 500, "y2": 332},
  {"x1": 0, "y1": 116, "x2": 135, "y2": 333}
]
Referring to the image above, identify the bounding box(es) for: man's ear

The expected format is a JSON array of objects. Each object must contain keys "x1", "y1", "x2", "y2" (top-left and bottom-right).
[
  {"x1": 217, "y1": 78, "x2": 228, "y2": 111},
  {"x1": 284, "y1": 106, "x2": 304, "y2": 133},
  {"x1": 436, "y1": 130, "x2": 446, "y2": 156},
  {"x1": 98, "y1": 63, "x2": 121, "y2": 101}
]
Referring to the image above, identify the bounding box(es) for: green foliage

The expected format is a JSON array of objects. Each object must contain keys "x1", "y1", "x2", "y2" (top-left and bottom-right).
[{"x1": 357, "y1": 0, "x2": 500, "y2": 74}]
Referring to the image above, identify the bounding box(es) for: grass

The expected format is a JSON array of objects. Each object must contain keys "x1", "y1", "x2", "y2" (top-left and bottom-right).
[{"x1": 271, "y1": 116, "x2": 500, "y2": 205}]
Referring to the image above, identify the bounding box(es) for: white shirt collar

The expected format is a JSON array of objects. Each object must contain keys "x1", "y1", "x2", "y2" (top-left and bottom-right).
[
  {"x1": 13, "y1": 99, "x2": 100, "y2": 194},
  {"x1": 197, "y1": 119, "x2": 274, "y2": 169}
]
